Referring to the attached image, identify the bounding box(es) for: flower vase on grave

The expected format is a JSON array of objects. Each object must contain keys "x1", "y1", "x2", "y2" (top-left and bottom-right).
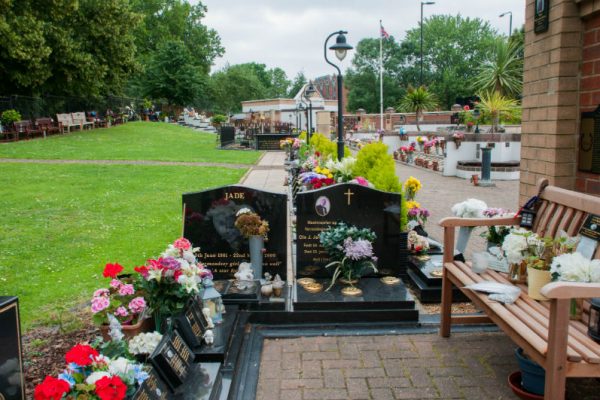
[
  {"x1": 249, "y1": 235, "x2": 264, "y2": 278},
  {"x1": 527, "y1": 267, "x2": 551, "y2": 300}
]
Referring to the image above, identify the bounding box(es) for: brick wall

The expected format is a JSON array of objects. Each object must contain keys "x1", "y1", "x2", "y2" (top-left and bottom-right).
[
  {"x1": 577, "y1": 9, "x2": 600, "y2": 195},
  {"x1": 521, "y1": 0, "x2": 583, "y2": 204}
]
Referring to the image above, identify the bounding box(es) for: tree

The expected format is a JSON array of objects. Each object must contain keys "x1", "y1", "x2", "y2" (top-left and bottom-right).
[
  {"x1": 345, "y1": 37, "x2": 406, "y2": 113},
  {"x1": 267, "y1": 67, "x2": 291, "y2": 98},
  {"x1": 288, "y1": 72, "x2": 307, "y2": 98},
  {"x1": 476, "y1": 90, "x2": 518, "y2": 133},
  {"x1": 209, "y1": 64, "x2": 267, "y2": 114},
  {"x1": 471, "y1": 38, "x2": 523, "y2": 98},
  {"x1": 0, "y1": 0, "x2": 139, "y2": 97},
  {"x1": 401, "y1": 15, "x2": 500, "y2": 108},
  {"x1": 397, "y1": 85, "x2": 438, "y2": 131},
  {"x1": 142, "y1": 40, "x2": 207, "y2": 106}
]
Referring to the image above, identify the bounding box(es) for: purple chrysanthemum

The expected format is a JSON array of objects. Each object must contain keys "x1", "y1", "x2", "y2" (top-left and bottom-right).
[{"x1": 343, "y1": 238, "x2": 374, "y2": 260}]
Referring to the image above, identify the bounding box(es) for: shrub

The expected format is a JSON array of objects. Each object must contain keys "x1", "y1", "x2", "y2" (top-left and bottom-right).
[
  {"x1": 354, "y1": 143, "x2": 401, "y2": 193},
  {"x1": 1, "y1": 109, "x2": 21, "y2": 127},
  {"x1": 211, "y1": 114, "x2": 227, "y2": 125},
  {"x1": 309, "y1": 132, "x2": 350, "y2": 160}
]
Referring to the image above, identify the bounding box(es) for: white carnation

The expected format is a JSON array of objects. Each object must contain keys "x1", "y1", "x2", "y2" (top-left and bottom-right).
[
  {"x1": 451, "y1": 199, "x2": 488, "y2": 218},
  {"x1": 86, "y1": 371, "x2": 110, "y2": 385},
  {"x1": 551, "y1": 253, "x2": 600, "y2": 282},
  {"x1": 501, "y1": 231, "x2": 529, "y2": 265},
  {"x1": 129, "y1": 332, "x2": 163, "y2": 355},
  {"x1": 109, "y1": 357, "x2": 132, "y2": 377}
]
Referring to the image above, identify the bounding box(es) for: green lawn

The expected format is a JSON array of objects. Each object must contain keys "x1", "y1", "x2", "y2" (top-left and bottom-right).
[
  {"x1": 0, "y1": 163, "x2": 247, "y2": 329},
  {"x1": 0, "y1": 122, "x2": 261, "y2": 164}
]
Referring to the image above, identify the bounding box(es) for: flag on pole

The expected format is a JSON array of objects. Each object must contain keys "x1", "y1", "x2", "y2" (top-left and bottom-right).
[{"x1": 380, "y1": 24, "x2": 390, "y2": 39}]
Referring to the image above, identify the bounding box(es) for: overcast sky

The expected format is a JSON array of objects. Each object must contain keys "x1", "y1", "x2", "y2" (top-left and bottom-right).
[{"x1": 200, "y1": 0, "x2": 525, "y2": 80}]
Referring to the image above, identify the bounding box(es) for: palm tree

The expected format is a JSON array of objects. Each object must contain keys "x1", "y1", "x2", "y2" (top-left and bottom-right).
[
  {"x1": 397, "y1": 85, "x2": 438, "y2": 131},
  {"x1": 476, "y1": 90, "x2": 519, "y2": 133},
  {"x1": 472, "y1": 38, "x2": 523, "y2": 98}
]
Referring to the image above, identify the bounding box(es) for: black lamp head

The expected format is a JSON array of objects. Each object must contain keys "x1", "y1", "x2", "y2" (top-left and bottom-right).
[{"x1": 329, "y1": 32, "x2": 353, "y2": 61}]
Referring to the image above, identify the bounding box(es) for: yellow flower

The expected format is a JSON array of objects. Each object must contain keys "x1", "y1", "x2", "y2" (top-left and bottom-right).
[
  {"x1": 314, "y1": 166, "x2": 322, "y2": 173},
  {"x1": 327, "y1": 174, "x2": 333, "y2": 179},
  {"x1": 404, "y1": 176, "x2": 422, "y2": 193},
  {"x1": 407, "y1": 200, "x2": 421, "y2": 210},
  {"x1": 321, "y1": 168, "x2": 331, "y2": 176}
]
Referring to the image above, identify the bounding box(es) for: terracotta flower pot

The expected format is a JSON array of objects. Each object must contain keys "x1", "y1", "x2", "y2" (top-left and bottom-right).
[
  {"x1": 99, "y1": 317, "x2": 154, "y2": 342},
  {"x1": 527, "y1": 267, "x2": 551, "y2": 301}
]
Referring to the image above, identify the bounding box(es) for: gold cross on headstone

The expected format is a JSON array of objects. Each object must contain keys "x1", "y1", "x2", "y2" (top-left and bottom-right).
[{"x1": 344, "y1": 189, "x2": 354, "y2": 205}]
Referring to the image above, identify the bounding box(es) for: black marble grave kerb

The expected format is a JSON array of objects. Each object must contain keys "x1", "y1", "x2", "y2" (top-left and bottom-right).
[{"x1": 225, "y1": 314, "x2": 502, "y2": 400}]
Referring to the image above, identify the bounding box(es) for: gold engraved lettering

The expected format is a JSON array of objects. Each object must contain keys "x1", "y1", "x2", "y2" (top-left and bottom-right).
[{"x1": 225, "y1": 192, "x2": 245, "y2": 200}]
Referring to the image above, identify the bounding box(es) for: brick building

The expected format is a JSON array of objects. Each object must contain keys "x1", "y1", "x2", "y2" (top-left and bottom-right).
[
  {"x1": 313, "y1": 75, "x2": 350, "y2": 113},
  {"x1": 521, "y1": 0, "x2": 600, "y2": 203}
]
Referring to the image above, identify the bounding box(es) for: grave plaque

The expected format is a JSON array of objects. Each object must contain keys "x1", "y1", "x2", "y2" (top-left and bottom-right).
[
  {"x1": 296, "y1": 183, "x2": 403, "y2": 278},
  {"x1": 174, "y1": 300, "x2": 209, "y2": 350},
  {"x1": 219, "y1": 126, "x2": 235, "y2": 148},
  {"x1": 150, "y1": 331, "x2": 193, "y2": 391},
  {"x1": 132, "y1": 368, "x2": 169, "y2": 400},
  {"x1": 183, "y1": 185, "x2": 287, "y2": 280},
  {"x1": 577, "y1": 214, "x2": 600, "y2": 259},
  {"x1": 0, "y1": 297, "x2": 25, "y2": 400}
]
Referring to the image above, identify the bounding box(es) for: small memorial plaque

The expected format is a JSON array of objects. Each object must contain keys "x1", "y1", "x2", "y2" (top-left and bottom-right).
[
  {"x1": 175, "y1": 301, "x2": 208, "y2": 350},
  {"x1": 577, "y1": 214, "x2": 600, "y2": 260},
  {"x1": 0, "y1": 297, "x2": 25, "y2": 400},
  {"x1": 150, "y1": 332, "x2": 193, "y2": 391},
  {"x1": 182, "y1": 185, "x2": 287, "y2": 280},
  {"x1": 132, "y1": 369, "x2": 168, "y2": 400},
  {"x1": 534, "y1": 0, "x2": 549, "y2": 34}
]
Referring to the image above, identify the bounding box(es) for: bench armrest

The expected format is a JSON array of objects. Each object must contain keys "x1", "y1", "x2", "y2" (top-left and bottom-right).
[
  {"x1": 541, "y1": 282, "x2": 600, "y2": 299},
  {"x1": 439, "y1": 216, "x2": 521, "y2": 228}
]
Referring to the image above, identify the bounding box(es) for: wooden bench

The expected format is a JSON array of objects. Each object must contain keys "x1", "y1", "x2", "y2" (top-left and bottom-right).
[
  {"x1": 71, "y1": 112, "x2": 93, "y2": 130},
  {"x1": 35, "y1": 118, "x2": 61, "y2": 137},
  {"x1": 56, "y1": 113, "x2": 80, "y2": 133},
  {"x1": 13, "y1": 120, "x2": 43, "y2": 140},
  {"x1": 439, "y1": 179, "x2": 600, "y2": 400}
]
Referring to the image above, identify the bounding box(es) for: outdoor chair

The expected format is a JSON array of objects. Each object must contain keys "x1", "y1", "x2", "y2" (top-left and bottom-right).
[
  {"x1": 35, "y1": 118, "x2": 61, "y2": 137},
  {"x1": 87, "y1": 111, "x2": 107, "y2": 128},
  {"x1": 13, "y1": 120, "x2": 42, "y2": 140},
  {"x1": 71, "y1": 112, "x2": 94, "y2": 130}
]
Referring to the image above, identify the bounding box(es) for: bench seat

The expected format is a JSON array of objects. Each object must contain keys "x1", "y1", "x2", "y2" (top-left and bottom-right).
[{"x1": 439, "y1": 179, "x2": 600, "y2": 399}]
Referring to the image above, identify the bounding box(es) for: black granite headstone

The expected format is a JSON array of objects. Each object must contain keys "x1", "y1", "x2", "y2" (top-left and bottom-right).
[
  {"x1": 0, "y1": 297, "x2": 25, "y2": 400},
  {"x1": 219, "y1": 126, "x2": 235, "y2": 148},
  {"x1": 132, "y1": 368, "x2": 169, "y2": 400},
  {"x1": 182, "y1": 185, "x2": 287, "y2": 280},
  {"x1": 150, "y1": 331, "x2": 194, "y2": 391},
  {"x1": 296, "y1": 183, "x2": 403, "y2": 278}
]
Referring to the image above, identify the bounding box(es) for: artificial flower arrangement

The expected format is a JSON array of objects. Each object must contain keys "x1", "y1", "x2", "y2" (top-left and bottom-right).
[
  {"x1": 407, "y1": 201, "x2": 430, "y2": 226},
  {"x1": 91, "y1": 263, "x2": 147, "y2": 327},
  {"x1": 415, "y1": 136, "x2": 427, "y2": 144},
  {"x1": 452, "y1": 132, "x2": 465, "y2": 148},
  {"x1": 403, "y1": 176, "x2": 422, "y2": 201},
  {"x1": 324, "y1": 157, "x2": 356, "y2": 182},
  {"x1": 319, "y1": 222, "x2": 378, "y2": 290},
  {"x1": 34, "y1": 342, "x2": 148, "y2": 400},
  {"x1": 551, "y1": 252, "x2": 600, "y2": 283},
  {"x1": 128, "y1": 332, "x2": 163, "y2": 357},
  {"x1": 407, "y1": 230, "x2": 430, "y2": 255},
  {"x1": 134, "y1": 237, "x2": 212, "y2": 332},
  {"x1": 481, "y1": 208, "x2": 514, "y2": 247},
  {"x1": 451, "y1": 198, "x2": 487, "y2": 218},
  {"x1": 279, "y1": 137, "x2": 294, "y2": 150},
  {"x1": 234, "y1": 208, "x2": 270, "y2": 238}
]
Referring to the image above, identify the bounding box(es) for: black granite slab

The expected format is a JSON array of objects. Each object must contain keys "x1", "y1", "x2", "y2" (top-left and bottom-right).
[
  {"x1": 182, "y1": 185, "x2": 287, "y2": 280},
  {"x1": 294, "y1": 278, "x2": 415, "y2": 311},
  {"x1": 0, "y1": 296, "x2": 24, "y2": 400},
  {"x1": 405, "y1": 255, "x2": 468, "y2": 303},
  {"x1": 214, "y1": 280, "x2": 261, "y2": 303},
  {"x1": 295, "y1": 183, "x2": 406, "y2": 278},
  {"x1": 131, "y1": 368, "x2": 169, "y2": 399},
  {"x1": 150, "y1": 331, "x2": 194, "y2": 391},
  {"x1": 172, "y1": 362, "x2": 222, "y2": 400},
  {"x1": 194, "y1": 306, "x2": 239, "y2": 362}
]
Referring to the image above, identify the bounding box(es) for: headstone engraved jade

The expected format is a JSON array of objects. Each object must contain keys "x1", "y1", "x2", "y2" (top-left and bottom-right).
[
  {"x1": 295, "y1": 183, "x2": 403, "y2": 278},
  {"x1": 182, "y1": 185, "x2": 287, "y2": 280}
]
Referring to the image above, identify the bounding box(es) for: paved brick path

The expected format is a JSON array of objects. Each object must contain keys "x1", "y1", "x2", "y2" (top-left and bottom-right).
[
  {"x1": 394, "y1": 162, "x2": 520, "y2": 255},
  {"x1": 257, "y1": 332, "x2": 519, "y2": 400}
]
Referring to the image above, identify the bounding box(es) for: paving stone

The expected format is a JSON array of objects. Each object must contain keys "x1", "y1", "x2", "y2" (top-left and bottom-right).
[
  {"x1": 346, "y1": 377, "x2": 370, "y2": 399},
  {"x1": 432, "y1": 376, "x2": 463, "y2": 399},
  {"x1": 324, "y1": 369, "x2": 346, "y2": 388},
  {"x1": 282, "y1": 352, "x2": 301, "y2": 369},
  {"x1": 370, "y1": 388, "x2": 395, "y2": 400},
  {"x1": 281, "y1": 378, "x2": 324, "y2": 390},
  {"x1": 346, "y1": 368, "x2": 387, "y2": 378},
  {"x1": 302, "y1": 351, "x2": 340, "y2": 361},
  {"x1": 323, "y1": 359, "x2": 363, "y2": 369},
  {"x1": 279, "y1": 389, "x2": 302, "y2": 400},
  {"x1": 301, "y1": 360, "x2": 323, "y2": 378},
  {"x1": 405, "y1": 367, "x2": 433, "y2": 387},
  {"x1": 303, "y1": 388, "x2": 350, "y2": 399},
  {"x1": 361, "y1": 350, "x2": 383, "y2": 368},
  {"x1": 393, "y1": 387, "x2": 440, "y2": 399},
  {"x1": 368, "y1": 377, "x2": 411, "y2": 388}
]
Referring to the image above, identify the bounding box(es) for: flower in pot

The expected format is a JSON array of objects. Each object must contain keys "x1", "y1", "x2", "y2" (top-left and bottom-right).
[
  {"x1": 235, "y1": 208, "x2": 270, "y2": 278},
  {"x1": 135, "y1": 237, "x2": 213, "y2": 333},
  {"x1": 319, "y1": 222, "x2": 378, "y2": 295},
  {"x1": 501, "y1": 228, "x2": 541, "y2": 284},
  {"x1": 91, "y1": 263, "x2": 150, "y2": 341},
  {"x1": 481, "y1": 208, "x2": 513, "y2": 250},
  {"x1": 452, "y1": 131, "x2": 465, "y2": 149}
]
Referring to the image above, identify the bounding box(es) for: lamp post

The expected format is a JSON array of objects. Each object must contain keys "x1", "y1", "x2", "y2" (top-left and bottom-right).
[
  {"x1": 324, "y1": 30, "x2": 353, "y2": 160},
  {"x1": 298, "y1": 103, "x2": 305, "y2": 133},
  {"x1": 303, "y1": 81, "x2": 317, "y2": 143},
  {"x1": 473, "y1": 109, "x2": 480, "y2": 134},
  {"x1": 420, "y1": 1, "x2": 435, "y2": 86},
  {"x1": 499, "y1": 11, "x2": 513, "y2": 37}
]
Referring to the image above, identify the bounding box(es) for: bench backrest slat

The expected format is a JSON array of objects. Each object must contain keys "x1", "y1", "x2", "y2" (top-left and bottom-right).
[{"x1": 56, "y1": 113, "x2": 74, "y2": 124}]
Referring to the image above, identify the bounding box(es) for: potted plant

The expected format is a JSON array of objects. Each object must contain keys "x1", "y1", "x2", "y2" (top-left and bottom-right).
[
  {"x1": 481, "y1": 208, "x2": 513, "y2": 250},
  {"x1": 319, "y1": 222, "x2": 378, "y2": 296},
  {"x1": 91, "y1": 263, "x2": 152, "y2": 341},
  {"x1": 452, "y1": 131, "x2": 465, "y2": 149},
  {"x1": 134, "y1": 237, "x2": 213, "y2": 333},
  {"x1": 234, "y1": 208, "x2": 270, "y2": 279},
  {"x1": 211, "y1": 114, "x2": 227, "y2": 128},
  {"x1": 1, "y1": 109, "x2": 21, "y2": 140}
]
